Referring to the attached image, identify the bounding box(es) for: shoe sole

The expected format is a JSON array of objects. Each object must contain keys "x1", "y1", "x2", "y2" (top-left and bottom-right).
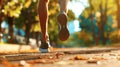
[
  {"x1": 57, "y1": 13, "x2": 70, "y2": 41},
  {"x1": 39, "y1": 48, "x2": 49, "y2": 53},
  {"x1": 39, "y1": 47, "x2": 54, "y2": 53}
]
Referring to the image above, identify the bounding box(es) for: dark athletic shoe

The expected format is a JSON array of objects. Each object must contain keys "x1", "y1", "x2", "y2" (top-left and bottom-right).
[
  {"x1": 57, "y1": 12, "x2": 70, "y2": 41},
  {"x1": 39, "y1": 41, "x2": 53, "y2": 53}
]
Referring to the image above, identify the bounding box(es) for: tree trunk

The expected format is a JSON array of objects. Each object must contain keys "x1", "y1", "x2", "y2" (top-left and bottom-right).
[
  {"x1": 0, "y1": 0, "x2": 3, "y2": 41},
  {"x1": 0, "y1": 0, "x2": 2, "y2": 8},
  {"x1": 7, "y1": 17, "x2": 14, "y2": 43},
  {"x1": 116, "y1": 0, "x2": 120, "y2": 28},
  {"x1": 25, "y1": 22, "x2": 32, "y2": 45},
  {"x1": 25, "y1": 23, "x2": 29, "y2": 45},
  {"x1": 35, "y1": 32, "x2": 40, "y2": 47},
  {"x1": 116, "y1": 0, "x2": 120, "y2": 42},
  {"x1": 89, "y1": 0, "x2": 97, "y2": 45},
  {"x1": 99, "y1": 1, "x2": 107, "y2": 45},
  {"x1": 0, "y1": 15, "x2": 2, "y2": 41}
]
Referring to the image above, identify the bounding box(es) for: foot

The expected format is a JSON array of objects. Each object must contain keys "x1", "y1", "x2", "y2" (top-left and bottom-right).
[
  {"x1": 39, "y1": 41, "x2": 53, "y2": 53},
  {"x1": 57, "y1": 12, "x2": 70, "y2": 41}
]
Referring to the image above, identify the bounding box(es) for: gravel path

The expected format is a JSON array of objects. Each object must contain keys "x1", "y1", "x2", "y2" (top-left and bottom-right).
[{"x1": 0, "y1": 44, "x2": 120, "y2": 67}]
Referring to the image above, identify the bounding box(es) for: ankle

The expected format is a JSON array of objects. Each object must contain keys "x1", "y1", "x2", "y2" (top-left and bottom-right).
[
  {"x1": 42, "y1": 34, "x2": 49, "y2": 42},
  {"x1": 59, "y1": 11, "x2": 66, "y2": 14}
]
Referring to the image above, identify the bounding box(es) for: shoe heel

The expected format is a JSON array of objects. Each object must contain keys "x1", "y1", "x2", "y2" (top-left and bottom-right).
[
  {"x1": 57, "y1": 13, "x2": 67, "y2": 25},
  {"x1": 57, "y1": 13, "x2": 70, "y2": 41}
]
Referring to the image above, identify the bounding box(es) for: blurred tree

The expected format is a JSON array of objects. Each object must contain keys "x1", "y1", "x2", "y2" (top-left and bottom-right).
[
  {"x1": 115, "y1": 0, "x2": 120, "y2": 41},
  {"x1": 98, "y1": 0, "x2": 108, "y2": 44},
  {"x1": 88, "y1": 0, "x2": 96, "y2": 45},
  {"x1": 67, "y1": 10, "x2": 76, "y2": 21},
  {"x1": 79, "y1": 12, "x2": 92, "y2": 32},
  {"x1": 0, "y1": 0, "x2": 2, "y2": 40},
  {"x1": 15, "y1": 0, "x2": 38, "y2": 44},
  {"x1": 98, "y1": 0, "x2": 115, "y2": 44},
  {"x1": 78, "y1": 0, "x2": 116, "y2": 45},
  {"x1": 78, "y1": 7, "x2": 97, "y2": 45},
  {"x1": 115, "y1": 0, "x2": 120, "y2": 28},
  {"x1": 1, "y1": 0, "x2": 23, "y2": 43}
]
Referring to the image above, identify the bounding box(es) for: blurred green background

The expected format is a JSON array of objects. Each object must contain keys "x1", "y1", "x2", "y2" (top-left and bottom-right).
[{"x1": 0, "y1": 0, "x2": 120, "y2": 47}]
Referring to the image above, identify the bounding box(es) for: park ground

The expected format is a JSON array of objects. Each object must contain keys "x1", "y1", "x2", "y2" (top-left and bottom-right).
[{"x1": 0, "y1": 44, "x2": 120, "y2": 67}]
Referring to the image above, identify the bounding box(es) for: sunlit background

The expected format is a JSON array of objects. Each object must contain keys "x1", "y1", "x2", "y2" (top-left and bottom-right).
[
  {"x1": 68, "y1": 0, "x2": 89, "y2": 34},
  {"x1": 0, "y1": 0, "x2": 120, "y2": 48}
]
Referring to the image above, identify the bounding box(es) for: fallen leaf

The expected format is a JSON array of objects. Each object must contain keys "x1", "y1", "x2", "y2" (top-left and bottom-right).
[
  {"x1": 19, "y1": 60, "x2": 34, "y2": 67},
  {"x1": 55, "y1": 52, "x2": 65, "y2": 59},
  {"x1": 55, "y1": 61, "x2": 73, "y2": 65},
  {"x1": 92, "y1": 56, "x2": 107, "y2": 60},
  {"x1": 117, "y1": 54, "x2": 120, "y2": 56},
  {"x1": 27, "y1": 59, "x2": 58, "y2": 64},
  {"x1": 109, "y1": 53, "x2": 118, "y2": 56},
  {"x1": 87, "y1": 60, "x2": 101, "y2": 64},
  {"x1": 1, "y1": 57, "x2": 20, "y2": 67},
  {"x1": 117, "y1": 57, "x2": 120, "y2": 60},
  {"x1": 69, "y1": 55, "x2": 89, "y2": 60}
]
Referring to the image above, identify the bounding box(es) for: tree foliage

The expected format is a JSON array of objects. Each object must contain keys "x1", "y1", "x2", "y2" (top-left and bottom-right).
[
  {"x1": 77, "y1": 0, "x2": 120, "y2": 45},
  {"x1": 0, "y1": 0, "x2": 75, "y2": 44}
]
